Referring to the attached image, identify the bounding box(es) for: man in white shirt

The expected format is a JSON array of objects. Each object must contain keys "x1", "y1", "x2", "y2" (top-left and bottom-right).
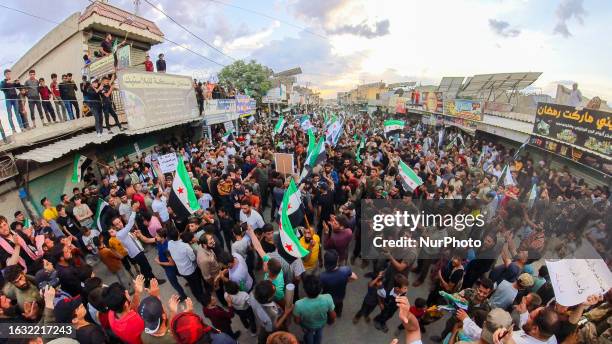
[
  {"x1": 167, "y1": 228, "x2": 206, "y2": 305},
  {"x1": 151, "y1": 188, "x2": 170, "y2": 223},
  {"x1": 226, "y1": 142, "x2": 237, "y2": 157},
  {"x1": 194, "y1": 185, "x2": 214, "y2": 211},
  {"x1": 110, "y1": 203, "x2": 165, "y2": 287},
  {"x1": 239, "y1": 201, "x2": 265, "y2": 230}
]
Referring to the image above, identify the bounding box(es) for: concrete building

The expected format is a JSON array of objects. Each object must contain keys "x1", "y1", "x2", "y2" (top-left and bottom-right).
[{"x1": 12, "y1": 1, "x2": 163, "y2": 87}]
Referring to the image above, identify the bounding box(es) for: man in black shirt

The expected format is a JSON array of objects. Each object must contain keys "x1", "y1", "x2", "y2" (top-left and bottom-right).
[
  {"x1": 100, "y1": 33, "x2": 113, "y2": 56},
  {"x1": 98, "y1": 74, "x2": 123, "y2": 133},
  {"x1": 85, "y1": 78, "x2": 103, "y2": 136},
  {"x1": 156, "y1": 53, "x2": 166, "y2": 72}
]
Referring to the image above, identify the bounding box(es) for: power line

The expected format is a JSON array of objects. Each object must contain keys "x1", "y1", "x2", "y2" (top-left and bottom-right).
[
  {"x1": 142, "y1": 0, "x2": 236, "y2": 62},
  {"x1": 83, "y1": 0, "x2": 226, "y2": 67},
  {"x1": 0, "y1": 3, "x2": 62, "y2": 25},
  {"x1": 208, "y1": 0, "x2": 328, "y2": 40}
]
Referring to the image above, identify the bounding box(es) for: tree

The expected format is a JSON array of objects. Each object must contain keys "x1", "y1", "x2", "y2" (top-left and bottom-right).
[{"x1": 217, "y1": 60, "x2": 273, "y2": 103}]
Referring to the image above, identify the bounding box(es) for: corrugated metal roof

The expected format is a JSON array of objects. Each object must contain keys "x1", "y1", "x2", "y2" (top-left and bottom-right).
[
  {"x1": 14, "y1": 119, "x2": 202, "y2": 163},
  {"x1": 15, "y1": 132, "x2": 115, "y2": 163},
  {"x1": 80, "y1": 1, "x2": 164, "y2": 37}
]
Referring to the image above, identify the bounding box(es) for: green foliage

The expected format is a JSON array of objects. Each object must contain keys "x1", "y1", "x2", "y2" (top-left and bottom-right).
[{"x1": 218, "y1": 60, "x2": 273, "y2": 103}]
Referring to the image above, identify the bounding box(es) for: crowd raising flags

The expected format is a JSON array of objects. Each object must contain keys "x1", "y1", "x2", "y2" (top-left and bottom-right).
[
  {"x1": 279, "y1": 179, "x2": 309, "y2": 258},
  {"x1": 384, "y1": 119, "x2": 405, "y2": 137},
  {"x1": 299, "y1": 137, "x2": 326, "y2": 182},
  {"x1": 93, "y1": 198, "x2": 110, "y2": 231},
  {"x1": 398, "y1": 159, "x2": 424, "y2": 192},
  {"x1": 273, "y1": 115, "x2": 286, "y2": 136},
  {"x1": 168, "y1": 156, "x2": 200, "y2": 218},
  {"x1": 325, "y1": 117, "x2": 344, "y2": 147},
  {"x1": 71, "y1": 154, "x2": 93, "y2": 183},
  {"x1": 355, "y1": 135, "x2": 366, "y2": 163}
]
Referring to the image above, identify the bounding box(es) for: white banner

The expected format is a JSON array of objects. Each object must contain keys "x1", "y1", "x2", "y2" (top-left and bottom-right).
[{"x1": 158, "y1": 153, "x2": 178, "y2": 174}]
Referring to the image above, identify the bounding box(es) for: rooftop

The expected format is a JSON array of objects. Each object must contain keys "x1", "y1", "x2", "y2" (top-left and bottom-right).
[{"x1": 80, "y1": 1, "x2": 163, "y2": 36}]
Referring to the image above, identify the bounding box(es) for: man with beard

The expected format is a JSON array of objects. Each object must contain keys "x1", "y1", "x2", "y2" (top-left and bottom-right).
[
  {"x1": 430, "y1": 277, "x2": 494, "y2": 342},
  {"x1": 0, "y1": 216, "x2": 44, "y2": 273},
  {"x1": 2, "y1": 264, "x2": 42, "y2": 316}
]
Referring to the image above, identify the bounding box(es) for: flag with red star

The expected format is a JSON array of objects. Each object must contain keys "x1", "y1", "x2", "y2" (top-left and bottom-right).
[
  {"x1": 279, "y1": 179, "x2": 309, "y2": 258},
  {"x1": 168, "y1": 156, "x2": 200, "y2": 219}
]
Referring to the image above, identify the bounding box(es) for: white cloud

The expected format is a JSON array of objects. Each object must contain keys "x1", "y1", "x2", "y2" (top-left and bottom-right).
[{"x1": 553, "y1": 0, "x2": 586, "y2": 38}]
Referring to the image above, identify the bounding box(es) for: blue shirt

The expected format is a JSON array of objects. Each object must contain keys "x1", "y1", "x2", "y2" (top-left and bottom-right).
[
  {"x1": 320, "y1": 266, "x2": 352, "y2": 301},
  {"x1": 156, "y1": 240, "x2": 170, "y2": 263}
]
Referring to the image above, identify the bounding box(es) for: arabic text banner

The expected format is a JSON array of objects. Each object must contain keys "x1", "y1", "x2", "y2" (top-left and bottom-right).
[
  {"x1": 533, "y1": 102, "x2": 611, "y2": 156},
  {"x1": 118, "y1": 71, "x2": 198, "y2": 131},
  {"x1": 443, "y1": 99, "x2": 483, "y2": 121}
]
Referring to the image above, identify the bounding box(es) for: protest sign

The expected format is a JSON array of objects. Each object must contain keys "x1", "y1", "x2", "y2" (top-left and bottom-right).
[
  {"x1": 546, "y1": 259, "x2": 612, "y2": 306},
  {"x1": 158, "y1": 153, "x2": 178, "y2": 174},
  {"x1": 274, "y1": 153, "x2": 295, "y2": 175}
]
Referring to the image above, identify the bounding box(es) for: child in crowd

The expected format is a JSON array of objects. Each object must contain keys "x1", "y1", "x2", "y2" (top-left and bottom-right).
[
  {"x1": 202, "y1": 293, "x2": 241, "y2": 339},
  {"x1": 224, "y1": 280, "x2": 257, "y2": 336},
  {"x1": 353, "y1": 271, "x2": 386, "y2": 324},
  {"x1": 373, "y1": 274, "x2": 410, "y2": 333},
  {"x1": 93, "y1": 236, "x2": 131, "y2": 291},
  {"x1": 105, "y1": 228, "x2": 136, "y2": 277}
]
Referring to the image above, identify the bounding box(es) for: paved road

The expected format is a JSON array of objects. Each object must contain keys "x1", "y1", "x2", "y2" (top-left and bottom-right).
[{"x1": 93, "y1": 210, "x2": 449, "y2": 343}]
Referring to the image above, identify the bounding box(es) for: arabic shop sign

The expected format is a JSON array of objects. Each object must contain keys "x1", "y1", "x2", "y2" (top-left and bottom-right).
[{"x1": 533, "y1": 102, "x2": 611, "y2": 156}]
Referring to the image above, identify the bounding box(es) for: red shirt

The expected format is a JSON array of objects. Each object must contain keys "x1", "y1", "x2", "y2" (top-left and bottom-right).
[
  {"x1": 39, "y1": 86, "x2": 52, "y2": 100},
  {"x1": 410, "y1": 306, "x2": 426, "y2": 319},
  {"x1": 108, "y1": 310, "x2": 144, "y2": 344},
  {"x1": 132, "y1": 193, "x2": 146, "y2": 211},
  {"x1": 144, "y1": 60, "x2": 154, "y2": 72},
  {"x1": 50, "y1": 81, "x2": 60, "y2": 97}
]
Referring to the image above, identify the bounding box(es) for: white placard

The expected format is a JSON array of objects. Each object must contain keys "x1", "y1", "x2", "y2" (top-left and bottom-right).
[
  {"x1": 134, "y1": 143, "x2": 142, "y2": 157},
  {"x1": 546, "y1": 259, "x2": 612, "y2": 306},
  {"x1": 224, "y1": 121, "x2": 235, "y2": 133},
  {"x1": 158, "y1": 153, "x2": 178, "y2": 174}
]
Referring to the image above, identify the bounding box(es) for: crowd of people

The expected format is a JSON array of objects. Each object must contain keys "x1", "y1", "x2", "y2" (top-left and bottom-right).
[{"x1": 0, "y1": 107, "x2": 610, "y2": 344}]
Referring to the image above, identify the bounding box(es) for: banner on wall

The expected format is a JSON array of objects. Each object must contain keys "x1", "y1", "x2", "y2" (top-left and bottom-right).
[
  {"x1": 444, "y1": 99, "x2": 483, "y2": 121},
  {"x1": 236, "y1": 95, "x2": 256, "y2": 116},
  {"x1": 529, "y1": 136, "x2": 611, "y2": 176},
  {"x1": 423, "y1": 92, "x2": 444, "y2": 113},
  {"x1": 533, "y1": 102, "x2": 611, "y2": 156},
  {"x1": 117, "y1": 71, "x2": 198, "y2": 130}
]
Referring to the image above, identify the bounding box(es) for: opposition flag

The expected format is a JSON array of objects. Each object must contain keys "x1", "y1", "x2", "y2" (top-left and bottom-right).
[
  {"x1": 513, "y1": 139, "x2": 529, "y2": 160},
  {"x1": 355, "y1": 135, "x2": 366, "y2": 163},
  {"x1": 325, "y1": 118, "x2": 343, "y2": 147},
  {"x1": 277, "y1": 178, "x2": 305, "y2": 228},
  {"x1": 527, "y1": 183, "x2": 538, "y2": 208},
  {"x1": 398, "y1": 160, "x2": 424, "y2": 192},
  {"x1": 71, "y1": 154, "x2": 92, "y2": 183},
  {"x1": 299, "y1": 137, "x2": 326, "y2": 182},
  {"x1": 384, "y1": 119, "x2": 405, "y2": 137},
  {"x1": 168, "y1": 156, "x2": 200, "y2": 218},
  {"x1": 279, "y1": 179, "x2": 309, "y2": 258},
  {"x1": 307, "y1": 129, "x2": 316, "y2": 155},
  {"x1": 501, "y1": 165, "x2": 516, "y2": 186},
  {"x1": 273, "y1": 116, "x2": 286, "y2": 136},
  {"x1": 300, "y1": 116, "x2": 314, "y2": 132},
  {"x1": 221, "y1": 130, "x2": 234, "y2": 142},
  {"x1": 93, "y1": 198, "x2": 110, "y2": 231}
]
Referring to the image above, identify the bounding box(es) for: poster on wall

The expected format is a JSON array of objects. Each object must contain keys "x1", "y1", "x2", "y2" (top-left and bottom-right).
[
  {"x1": 117, "y1": 71, "x2": 198, "y2": 131},
  {"x1": 444, "y1": 99, "x2": 483, "y2": 121},
  {"x1": 423, "y1": 92, "x2": 444, "y2": 113},
  {"x1": 533, "y1": 102, "x2": 611, "y2": 156},
  {"x1": 529, "y1": 135, "x2": 611, "y2": 176}
]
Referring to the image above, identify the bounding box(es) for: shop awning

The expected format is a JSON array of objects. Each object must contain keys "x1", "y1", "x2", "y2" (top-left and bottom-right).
[
  {"x1": 15, "y1": 132, "x2": 115, "y2": 163},
  {"x1": 15, "y1": 119, "x2": 201, "y2": 163}
]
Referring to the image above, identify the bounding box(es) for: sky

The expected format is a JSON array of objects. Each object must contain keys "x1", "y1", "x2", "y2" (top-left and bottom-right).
[{"x1": 1, "y1": 0, "x2": 611, "y2": 100}]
